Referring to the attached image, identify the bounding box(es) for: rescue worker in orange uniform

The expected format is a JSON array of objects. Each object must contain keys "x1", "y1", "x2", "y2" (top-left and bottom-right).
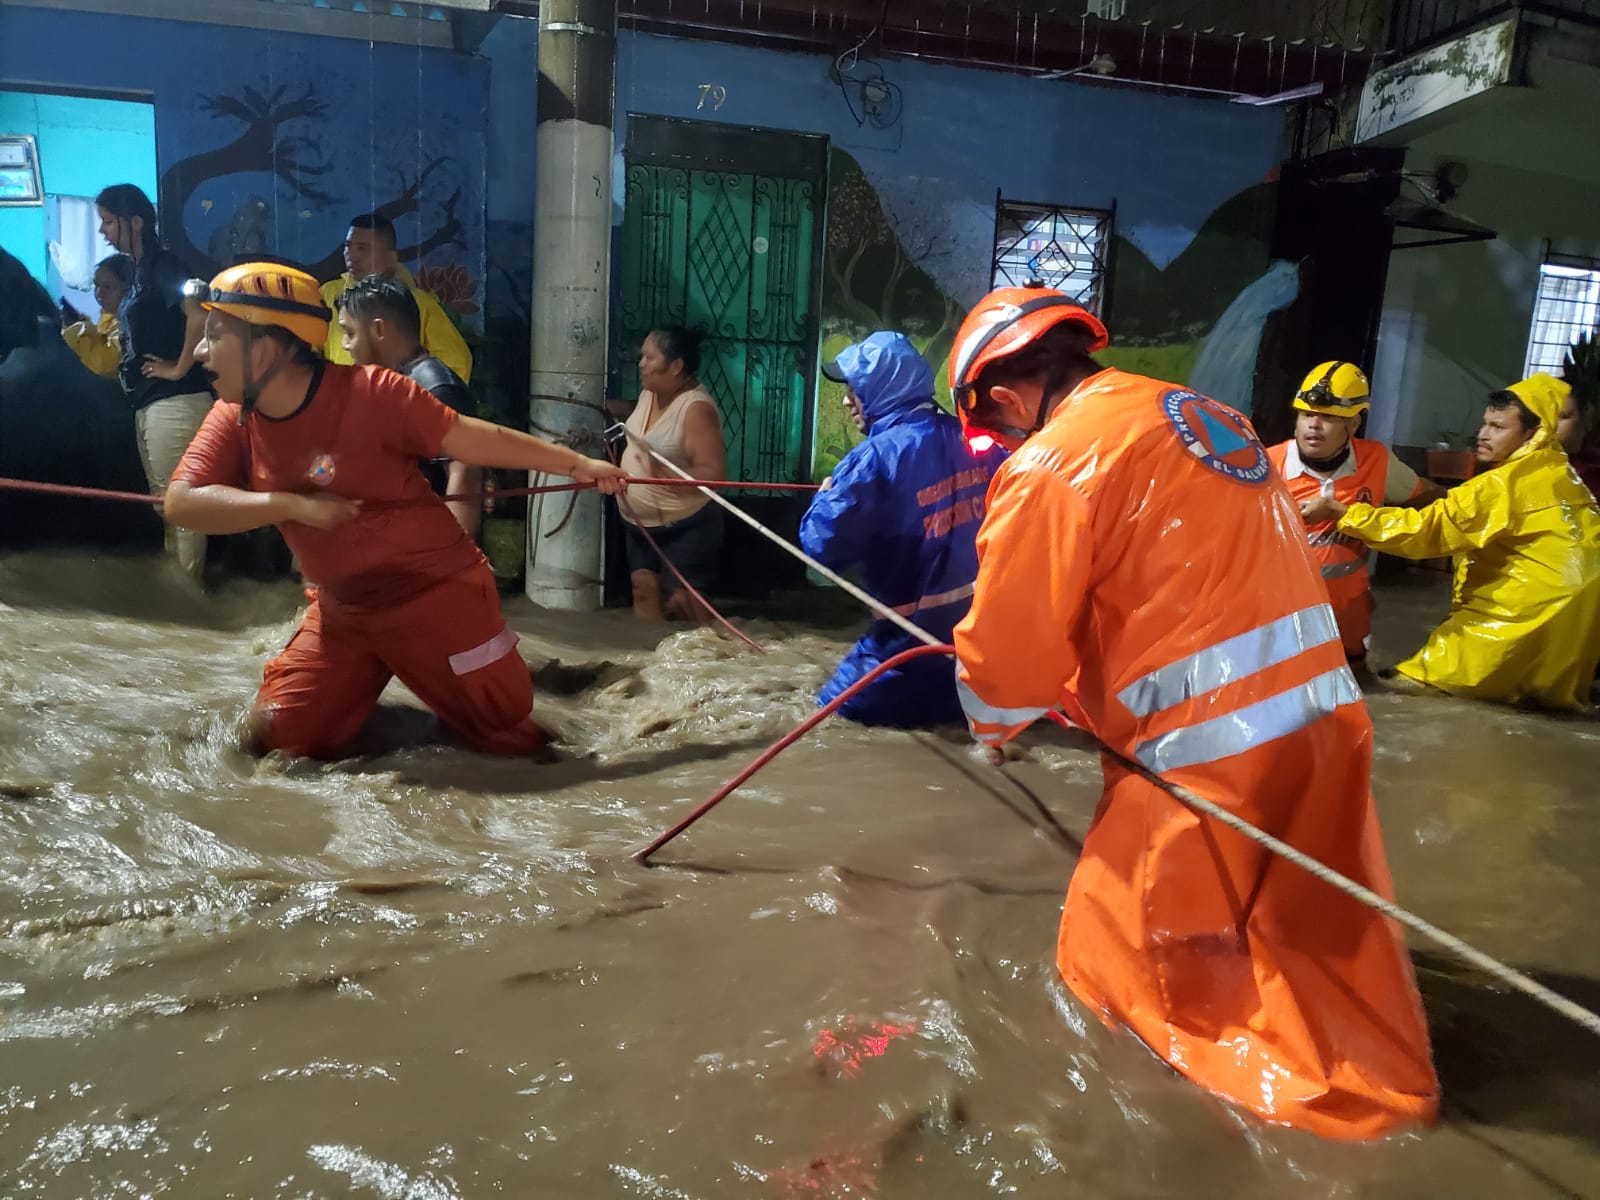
[
  {"x1": 163, "y1": 263, "x2": 627, "y2": 759},
  {"x1": 947, "y1": 285, "x2": 1439, "y2": 1140},
  {"x1": 1267, "y1": 362, "x2": 1444, "y2": 664}
]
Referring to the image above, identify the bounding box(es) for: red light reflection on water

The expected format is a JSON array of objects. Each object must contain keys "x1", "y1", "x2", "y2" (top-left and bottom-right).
[
  {"x1": 765, "y1": 1154, "x2": 878, "y2": 1197},
  {"x1": 810, "y1": 1018, "x2": 917, "y2": 1079}
]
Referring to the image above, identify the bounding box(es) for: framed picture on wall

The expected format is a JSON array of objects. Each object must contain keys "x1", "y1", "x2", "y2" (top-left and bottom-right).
[{"x1": 0, "y1": 135, "x2": 44, "y2": 206}]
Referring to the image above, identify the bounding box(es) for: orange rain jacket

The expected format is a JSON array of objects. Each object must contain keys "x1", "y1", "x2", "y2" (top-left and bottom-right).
[
  {"x1": 1268, "y1": 437, "x2": 1421, "y2": 660},
  {"x1": 954, "y1": 368, "x2": 1439, "y2": 1139}
]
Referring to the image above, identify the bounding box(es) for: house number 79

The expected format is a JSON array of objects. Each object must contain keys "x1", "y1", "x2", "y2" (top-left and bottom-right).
[{"x1": 697, "y1": 84, "x2": 728, "y2": 111}]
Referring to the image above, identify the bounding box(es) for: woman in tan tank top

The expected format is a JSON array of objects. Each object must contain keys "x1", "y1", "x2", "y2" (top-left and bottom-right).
[{"x1": 619, "y1": 326, "x2": 728, "y2": 621}]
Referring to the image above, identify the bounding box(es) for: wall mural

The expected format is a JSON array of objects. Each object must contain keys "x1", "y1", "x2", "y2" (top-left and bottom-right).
[
  {"x1": 162, "y1": 82, "x2": 473, "y2": 291},
  {"x1": 813, "y1": 149, "x2": 1296, "y2": 481},
  {"x1": 0, "y1": 6, "x2": 488, "y2": 318}
]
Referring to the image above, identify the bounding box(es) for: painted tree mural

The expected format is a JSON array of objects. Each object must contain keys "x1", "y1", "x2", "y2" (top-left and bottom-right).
[
  {"x1": 816, "y1": 148, "x2": 984, "y2": 478},
  {"x1": 159, "y1": 83, "x2": 467, "y2": 284}
]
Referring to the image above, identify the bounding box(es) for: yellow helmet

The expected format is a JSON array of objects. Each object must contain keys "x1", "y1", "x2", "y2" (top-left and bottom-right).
[
  {"x1": 194, "y1": 262, "x2": 331, "y2": 348},
  {"x1": 1293, "y1": 361, "x2": 1370, "y2": 419}
]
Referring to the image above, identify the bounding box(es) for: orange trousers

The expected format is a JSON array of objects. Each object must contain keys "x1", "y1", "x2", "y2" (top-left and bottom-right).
[
  {"x1": 254, "y1": 565, "x2": 542, "y2": 759},
  {"x1": 1328, "y1": 574, "x2": 1376, "y2": 663},
  {"x1": 1058, "y1": 716, "x2": 1439, "y2": 1140}
]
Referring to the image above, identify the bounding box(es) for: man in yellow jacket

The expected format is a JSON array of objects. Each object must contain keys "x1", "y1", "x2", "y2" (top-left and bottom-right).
[
  {"x1": 1301, "y1": 374, "x2": 1600, "y2": 709},
  {"x1": 319, "y1": 213, "x2": 473, "y2": 382}
]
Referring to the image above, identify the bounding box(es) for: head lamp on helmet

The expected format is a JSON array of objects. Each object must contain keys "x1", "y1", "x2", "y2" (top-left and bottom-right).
[
  {"x1": 948, "y1": 282, "x2": 1109, "y2": 444},
  {"x1": 198, "y1": 263, "x2": 331, "y2": 347},
  {"x1": 1293, "y1": 361, "x2": 1371, "y2": 420}
]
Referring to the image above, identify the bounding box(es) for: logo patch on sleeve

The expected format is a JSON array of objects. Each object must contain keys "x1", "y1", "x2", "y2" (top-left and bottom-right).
[{"x1": 1160, "y1": 390, "x2": 1271, "y2": 485}]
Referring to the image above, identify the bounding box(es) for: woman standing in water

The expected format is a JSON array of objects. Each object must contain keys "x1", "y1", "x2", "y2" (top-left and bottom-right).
[
  {"x1": 96, "y1": 183, "x2": 213, "y2": 578},
  {"x1": 618, "y1": 326, "x2": 728, "y2": 622}
]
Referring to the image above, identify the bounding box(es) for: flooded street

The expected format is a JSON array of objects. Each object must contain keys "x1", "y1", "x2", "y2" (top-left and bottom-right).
[{"x1": 0, "y1": 554, "x2": 1597, "y2": 1199}]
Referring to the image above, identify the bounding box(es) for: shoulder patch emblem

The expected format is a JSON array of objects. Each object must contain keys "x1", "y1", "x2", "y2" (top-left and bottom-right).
[{"x1": 1160, "y1": 389, "x2": 1271, "y2": 485}]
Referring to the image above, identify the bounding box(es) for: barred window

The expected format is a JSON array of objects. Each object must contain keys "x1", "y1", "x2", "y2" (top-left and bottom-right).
[
  {"x1": 992, "y1": 198, "x2": 1112, "y2": 316},
  {"x1": 1524, "y1": 247, "x2": 1600, "y2": 378}
]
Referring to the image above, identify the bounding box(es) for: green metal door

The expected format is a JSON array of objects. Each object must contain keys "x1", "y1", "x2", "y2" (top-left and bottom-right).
[{"x1": 619, "y1": 117, "x2": 826, "y2": 485}]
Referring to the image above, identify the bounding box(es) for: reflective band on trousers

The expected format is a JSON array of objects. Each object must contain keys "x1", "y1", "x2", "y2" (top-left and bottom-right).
[
  {"x1": 1117, "y1": 604, "x2": 1340, "y2": 719},
  {"x1": 1133, "y1": 665, "x2": 1363, "y2": 772},
  {"x1": 1321, "y1": 558, "x2": 1368, "y2": 579},
  {"x1": 892, "y1": 582, "x2": 976, "y2": 617},
  {"x1": 448, "y1": 625, "x2": 519, "y2": 676}
]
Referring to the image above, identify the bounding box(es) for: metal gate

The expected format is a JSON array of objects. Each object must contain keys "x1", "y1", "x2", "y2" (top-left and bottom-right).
[{"x1": 619, "y1": 116, "x2": 826, "y2": 484}]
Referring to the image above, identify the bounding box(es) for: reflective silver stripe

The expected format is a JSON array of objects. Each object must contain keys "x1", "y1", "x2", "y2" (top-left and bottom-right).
[
  {"x1": 1117, "y1": 604, "x2": 1339, "y2": 719},
  {"x1": 448, "y1": 625, "x2": 519, "y2": 676},
  {"x1": 891, "y1": 583, "x2": 976, "y2": 617},
  {"x1": 956, "y1": 675, "x2": 1050, "y2": 732},
  {"x1": 1321, "y1": 559, "x2": 1368, "y2": 579},
  {"x1": 1133, "y1": 666, "x2": 1362, "y2": 773}
]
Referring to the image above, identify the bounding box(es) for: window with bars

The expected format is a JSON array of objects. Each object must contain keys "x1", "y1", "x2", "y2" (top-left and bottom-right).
[
  {"x1": 991, "y1": 198, "x2": 1112, "y2": 315},
  {"x1": 1524, "y1": 248, "x2": 1600, "y2": 378}
]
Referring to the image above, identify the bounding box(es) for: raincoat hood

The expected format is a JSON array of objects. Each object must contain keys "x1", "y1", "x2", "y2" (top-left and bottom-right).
[
  {"x1": 827, "y1": 332, "x2": 936, "y2": 429},
  {"x1": 1505, "y1": 373, "x2": 1572, "y2": 458}
]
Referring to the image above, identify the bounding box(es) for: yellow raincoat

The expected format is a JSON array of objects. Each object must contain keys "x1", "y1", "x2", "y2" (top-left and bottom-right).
[
  {"x1": 320, "y1": 265, "x2": 473, "y2": 382},
  {"x1": 62, "y1": 313, "x2": 122, "y2": 377},
  {"x1": 1337, "y1": 374, "x2": 1600, "y2": 709}
]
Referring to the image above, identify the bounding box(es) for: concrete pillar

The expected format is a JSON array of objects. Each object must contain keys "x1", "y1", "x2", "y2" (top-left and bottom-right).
[{"x1": 526, "y1": 0, "x2": 616, "y2": 611}]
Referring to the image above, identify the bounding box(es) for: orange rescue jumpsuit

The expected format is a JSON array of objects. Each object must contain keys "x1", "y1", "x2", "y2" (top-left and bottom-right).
[
  {"x1": 1267, "y1": 437, "x2": 1423, "y2": 660},
  {"x1": 955, "y1": 369, "x2": 1439, "y2": 1140},
  {"x1": 173, "y1": 363, "x2": 541, "y2": 759}
]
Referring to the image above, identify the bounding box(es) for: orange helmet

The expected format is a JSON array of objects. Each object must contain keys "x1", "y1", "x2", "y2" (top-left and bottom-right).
[
  {"x1": 948, "y1": 284, "x2": 1108, "y2": 431},
  {"x1": 194, "y1": 262, "x2": 331, "y2": 348}
]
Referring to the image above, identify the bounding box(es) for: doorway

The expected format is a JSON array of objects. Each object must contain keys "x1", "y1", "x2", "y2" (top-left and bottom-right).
[
  {"x1": 618, "y1": 115, "x2": 827, "y2": 486},
  {"x1": 0, "y1": 88, "x2": 157, "y2": 323}
]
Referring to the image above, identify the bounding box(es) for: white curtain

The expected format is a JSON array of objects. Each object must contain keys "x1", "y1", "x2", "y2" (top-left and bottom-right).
[{"x1": 48, "y1": 195, "x2": 114, "y2": 292}]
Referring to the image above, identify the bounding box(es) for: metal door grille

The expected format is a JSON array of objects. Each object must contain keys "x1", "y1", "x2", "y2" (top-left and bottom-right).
[{"x1": 620, "y1": 119, "x2": 825, "y2": 485}]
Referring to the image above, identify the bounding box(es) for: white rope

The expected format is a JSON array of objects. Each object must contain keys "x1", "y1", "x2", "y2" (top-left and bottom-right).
[
  {"x1": 646, "y1": 453, "x2": 931, "y2": 644},
  {"x1": 649, "y1": 453, "x2": 1600, "y2": 1041}
]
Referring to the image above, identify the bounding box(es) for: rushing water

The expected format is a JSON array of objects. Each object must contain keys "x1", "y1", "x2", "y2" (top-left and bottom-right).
[{"x1": 0, "y1": 553, "x2": 1596, "y2": 1199}]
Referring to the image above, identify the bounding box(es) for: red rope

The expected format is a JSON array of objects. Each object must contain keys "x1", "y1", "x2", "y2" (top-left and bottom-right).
[
  {"x1": 486, "y1": 476, "x2": 816, "y2": 503},
  {"x1": 0, "y1": 470, "x2": 787, "y2": 654},
  {"x1": 635, "y1": 643, "x2": 957, "y2": 864},
  {"x1": 0, "y1": 474, "x2": 816, "y2": 508},
  {"x1": 0, "y1": 477, "x2": 165, "y2": 505},
  {"x1": 616, "y1": 489, "x2": 766, "y2": 654},
  {"x1": 597, "y1": 444, "x2": 766, "y2": 653}
]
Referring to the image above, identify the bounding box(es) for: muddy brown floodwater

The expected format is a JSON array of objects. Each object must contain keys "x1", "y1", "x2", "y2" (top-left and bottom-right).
[{"x1": 0, "y1": 552, "x2": 1596, "y2": 1199}]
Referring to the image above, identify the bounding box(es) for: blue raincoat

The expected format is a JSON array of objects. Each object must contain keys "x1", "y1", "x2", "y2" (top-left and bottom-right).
[{"x1": 800, "y1": 332, "x2": 1004, "y2": 726}]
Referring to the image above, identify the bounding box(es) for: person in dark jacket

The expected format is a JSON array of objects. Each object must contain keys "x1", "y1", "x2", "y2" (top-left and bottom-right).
[
  {"x1": 96, "y1": 183, "x2": 213, "y2": 577},
  {"x1": 335, "y1": 274, "x2": 481, "y2": 538},
  {"x1": 799, "y1": 331, "x2": 1004, "y2": 726},
  {"x1": 0, "y1": 249, "x2": 151, "y2": 547}
]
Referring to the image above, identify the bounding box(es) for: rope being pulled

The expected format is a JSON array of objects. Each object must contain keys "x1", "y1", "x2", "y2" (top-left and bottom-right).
[
  {"x1": 638, "y1": 454, "x2": 1600, "y2": 1042},
  {"x1": 0, "y1": 475, "x2": 817, "y2": 508}
]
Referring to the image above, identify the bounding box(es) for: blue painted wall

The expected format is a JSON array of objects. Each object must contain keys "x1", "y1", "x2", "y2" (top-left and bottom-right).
[
  {"x1": 0, "y1": 5, "x2": 487, "y2": 314},
  {"x1": 477, "y1": 28, "x2": 1289, "y2": 471},
  {"x1": 478, "y1": 15, "x2": 541, "y2": 416},
  {"x1": 612, "y1": 31, "x2": 1285, "y2": 300},
  {"x1": 605, "y1": 33, "x2": 1290, "y2": 473},
  {"x1": 0, "y1": 91, "x2": 155, "y2": 287}
]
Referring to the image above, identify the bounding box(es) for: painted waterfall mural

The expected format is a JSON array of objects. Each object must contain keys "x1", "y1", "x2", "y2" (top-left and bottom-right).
[
  {"x1": 1188, "y1": 259, "x2": 1303, "y2": 416},
  {"x1": 815, "y1": 159, "x2": 1296, "y2": 479}
]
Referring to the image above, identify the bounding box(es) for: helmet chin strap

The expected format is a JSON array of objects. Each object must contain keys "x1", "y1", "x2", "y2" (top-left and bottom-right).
[
  {"x1": 234, "y1": 325, "x2": 289, "y2": 426},
  {"x1": 958, "y1": 384, "x2": 1056, "y2": 445},
  {"x1": 1300, "y1": 444, "x2": 1352, "y2": 473}
]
